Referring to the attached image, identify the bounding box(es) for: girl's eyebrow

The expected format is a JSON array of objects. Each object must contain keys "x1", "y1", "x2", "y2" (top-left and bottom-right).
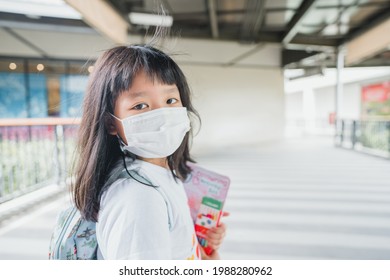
[
  {"x1": 128, "y1": 91, "x2": 146, "y2": 99},
  {"x1": 129, "y1": 86, "x2": 178, "y2": 98},
  {"x1": 162, "y1": 87, "x2": 179, "y2": 94}
]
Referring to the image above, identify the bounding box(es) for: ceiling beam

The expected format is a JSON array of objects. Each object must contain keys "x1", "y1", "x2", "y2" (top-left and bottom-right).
[
  {"x1": 207, "y1": 0, "x2": 219, "y2": 38},
  {"x1": 341, "y1": 7, "x2": 390, "y2": 44},
  {"x1": 345, "y1": 16, "x2": 390, "y2": 66},
  {"x1": 65, "y1": 0, "x2": 129, "y2": 44},
  {"x1": 342, "y1": 6, "x2": 390, "y2": 66},
  {"x1": 290, "y1": 34, "x2": 338, "y2": 46},
  {"x1": 282, "y1": 0, "x2": 317, "y2": 45},
  {"x1": 317, "y1": 1, "x2": 390, "y2": 10}
]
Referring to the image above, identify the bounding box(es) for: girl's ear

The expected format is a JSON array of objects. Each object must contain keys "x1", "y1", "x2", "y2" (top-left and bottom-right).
[{"x1": 105, "y1": 114, "x2": 118, "y2": 135}]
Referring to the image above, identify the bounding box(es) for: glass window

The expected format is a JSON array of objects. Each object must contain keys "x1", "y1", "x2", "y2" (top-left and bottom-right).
[
  {"x1": 0, "y1": 57, "x2": 93, "y2": 118},
  {"x1": 0, "y1": 58, "x2": 28, "y2": 118}
]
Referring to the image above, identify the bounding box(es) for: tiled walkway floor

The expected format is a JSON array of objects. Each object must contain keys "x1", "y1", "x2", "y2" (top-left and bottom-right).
[{"x1": 208, "y1": 137, "x2": 390, "y2": 259}]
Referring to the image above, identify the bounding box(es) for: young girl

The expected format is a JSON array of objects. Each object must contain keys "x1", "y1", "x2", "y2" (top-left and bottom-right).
[{"x1": 72, "y1": 44, "x2": 227, "y2": 260}]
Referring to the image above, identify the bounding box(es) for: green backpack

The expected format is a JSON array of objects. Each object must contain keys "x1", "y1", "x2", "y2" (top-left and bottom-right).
[
  {"x1": 48, "y1": 168, "x2": 172, "y2": 260},
  {"x1": 48, "y1": 206, "x2": 96, "y2": 260}
]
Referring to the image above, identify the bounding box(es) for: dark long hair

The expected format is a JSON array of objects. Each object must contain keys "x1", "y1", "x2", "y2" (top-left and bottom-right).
[{"x1": 73, "y1": 44, "x2": 200, "y2": 222}]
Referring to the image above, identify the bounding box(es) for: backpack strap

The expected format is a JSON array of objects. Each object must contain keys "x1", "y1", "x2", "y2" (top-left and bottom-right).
[{"x1": 104, "y1": 168, "x2": 173, "y2": 231}]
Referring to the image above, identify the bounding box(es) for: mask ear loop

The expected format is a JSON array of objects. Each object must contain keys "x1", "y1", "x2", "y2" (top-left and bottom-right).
[{"x1": 118, "y1": 137, "x2": 158, "y2": 188}]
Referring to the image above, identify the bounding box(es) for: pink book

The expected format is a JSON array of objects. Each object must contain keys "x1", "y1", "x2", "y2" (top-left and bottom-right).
[{"x1": 184, "y1": 162, "x2": 230, "y2": 255}]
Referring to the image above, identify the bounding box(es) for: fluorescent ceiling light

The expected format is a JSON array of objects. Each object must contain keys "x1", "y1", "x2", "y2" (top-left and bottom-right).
[
  {"x1": 0, "y1": 0, "x2": 82, "y2": 19},
  {"x1": 129, "y1": 12, "x2": 173, "y2": 27}
]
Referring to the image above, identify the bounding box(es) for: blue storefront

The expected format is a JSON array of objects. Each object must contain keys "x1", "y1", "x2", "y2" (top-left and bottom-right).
[{"x1": 0, "y1": 58, "x2": 91, "y2": 119}]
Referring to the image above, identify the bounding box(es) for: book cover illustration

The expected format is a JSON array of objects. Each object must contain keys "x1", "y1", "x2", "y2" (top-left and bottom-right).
[{"x1": 184, "y1": 162, "x2": 230, "y2": 255}]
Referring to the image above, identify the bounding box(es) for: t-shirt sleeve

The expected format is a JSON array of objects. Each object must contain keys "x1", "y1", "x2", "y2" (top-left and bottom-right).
[{"x1": 97, "y1": 179, "x2": 171, "y2": 259}]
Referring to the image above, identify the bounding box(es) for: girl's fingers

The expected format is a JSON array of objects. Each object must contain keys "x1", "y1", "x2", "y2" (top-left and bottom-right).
[
  {"x1": 206, "y1": 223, "x2": 227, "y2": 249},
  {"x1": 206, "y1": 239, "x2": 223, "y2": 250},
  {"x1": 200, "y1": 246, "x2": 220, "y2": 260},
  {"x1": 207, "y1": 227, "x2": 226, "y2": 240},
  {"x1": 222, "y1": 211, "x2": 230, "y2": 217},
  {"x1": 210, "y1": 222, "x2": 227, "y2": 234},
  {"x1": 201, "y1": 215, "x2": 229, "y2": 253}
]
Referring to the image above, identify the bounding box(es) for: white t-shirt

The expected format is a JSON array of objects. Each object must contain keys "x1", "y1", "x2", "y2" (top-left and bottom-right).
[{"x1": 96, "y1": 159, "x2": 201, "y2": 260}]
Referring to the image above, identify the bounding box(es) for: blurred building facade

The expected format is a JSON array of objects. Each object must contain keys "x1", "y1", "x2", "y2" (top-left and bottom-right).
[
  {"x1": 285, "y1": 67, "x2": 390, "y2": 136},
  {"x1": 0, "y1": 57, "x2": 91, "y2": 118}
]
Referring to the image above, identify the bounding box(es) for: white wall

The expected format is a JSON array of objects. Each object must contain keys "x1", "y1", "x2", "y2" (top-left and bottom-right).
[
  {"x1": 314, "y1": 83, "x2": 361, "y2": 120},
  {"x1": 314, "y1": 87, "x2": 334, "y2": 120},
  {"x1": 285, "y1": 91, "x2": 303, "y2": 120},
  {"x1": 182, "y1": 65, "x2": 285, "y2": 154},
  {"x1": 286, "y1": 82, "x2": 362, "y2": 136}
]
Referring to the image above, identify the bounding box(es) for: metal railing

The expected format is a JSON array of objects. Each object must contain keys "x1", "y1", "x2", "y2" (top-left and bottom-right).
[
  {"x1": 0, "y1": 118, "x2": 79, "y2": 203},
  {"x1": 335, "y1": 119, "x2": 390, "y2": 159}
]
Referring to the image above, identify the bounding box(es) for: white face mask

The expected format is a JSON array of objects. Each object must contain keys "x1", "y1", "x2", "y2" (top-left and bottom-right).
[{"x1": 112, "y1": 107, "x2": 191, "y2": 158}]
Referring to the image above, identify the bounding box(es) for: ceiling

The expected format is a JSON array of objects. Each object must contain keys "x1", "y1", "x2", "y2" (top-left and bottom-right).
[
  {"x1": 107, "y1": 0, "x2": 390, "y2": 69},
  {"x1": 0, "y1": 0, "x2": 390, "y2": 70}
]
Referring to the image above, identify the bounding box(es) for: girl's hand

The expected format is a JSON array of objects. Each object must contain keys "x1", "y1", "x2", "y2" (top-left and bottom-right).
[
  {"x1": 200, "y1": 212, "x2": 230, "y2": 260},
  {"x1": 200, "y1": 246, "x2": 220, "y2": 260}
]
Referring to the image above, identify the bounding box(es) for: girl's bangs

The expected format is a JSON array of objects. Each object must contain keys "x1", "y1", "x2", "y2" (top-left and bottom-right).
[
  {"x1": 112, "y1": 46, "x2": 180, "y2": 96},
  {"x1": 141, "y1": 51, "x2": 179, "y2": 86}
]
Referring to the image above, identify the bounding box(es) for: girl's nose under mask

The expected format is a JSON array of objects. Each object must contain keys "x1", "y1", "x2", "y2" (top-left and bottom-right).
[{"x1": 112, "y1": 107, "x2": 191, "y2": 158}]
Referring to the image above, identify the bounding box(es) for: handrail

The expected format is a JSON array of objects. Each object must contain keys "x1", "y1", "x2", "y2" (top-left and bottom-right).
[
  {"x1": 0, "y1": 118, "x2": 81, "y2": 127},
  {"x1": 335, "y1": 119, "x2": 390, "y2": 159},
  {"x1": 0, "y1": 120, "x2": 79, "y2": 203},
  {"x1": 360, "y1": 116, "x2": 390, "y2": 121}
]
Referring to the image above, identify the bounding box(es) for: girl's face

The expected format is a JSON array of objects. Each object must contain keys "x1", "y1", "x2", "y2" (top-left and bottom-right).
[{"x1": 109, "y1": 70, "x2": 183, "y2": 141}]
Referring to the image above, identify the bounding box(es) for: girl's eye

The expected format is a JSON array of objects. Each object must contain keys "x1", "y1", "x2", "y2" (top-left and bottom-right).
[
  {"x1": 167, "y1": 98, "x2": 178, "y2": 105},
  {"x1": 132, "y1": 103, "x2": 148, "y2": 110}
]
